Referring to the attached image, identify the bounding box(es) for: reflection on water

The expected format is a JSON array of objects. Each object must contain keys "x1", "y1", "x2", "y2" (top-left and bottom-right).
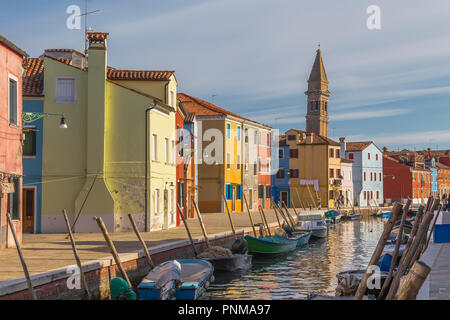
[{"x1": 205, "y1": 217, "x2": 384, "y2": 300}]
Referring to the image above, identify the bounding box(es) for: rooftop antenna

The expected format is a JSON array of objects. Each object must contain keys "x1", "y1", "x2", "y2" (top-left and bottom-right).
[{"x1": 78, "y1": 0, "x2": 100, "y2": 54}]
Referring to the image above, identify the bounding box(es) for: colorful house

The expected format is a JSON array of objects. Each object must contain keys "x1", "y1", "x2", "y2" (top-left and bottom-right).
[
  {"x1": 182, "y1": 110, "x2": 198, "y2": 219},
  {"x1": 24, "y1": 32, "x2": 177, "y2": 232},
  {"x1": 436, "y1": 161, "x2": 450, "y2": 199},
  {"x1": 271, "y1": 138, "x2": 290, "y2": 207},
  {"x1": 383, "y1": 149, "x2": 431, "y2": 204},
  {"x1": 0, "y1": 34, "x2": 28, "y2": 247},
  {"x1": 257, "y1": 127, "x2": 272, "y2": 209},
  {"x1": 340, "y1": 157, "x2": 354, "y2": 208},
  {"x1": 340, "y1": 139, "x2": 383, "y2": 207},
  {"x1": 286, "y1": 129, "x2": 342, "y2": 209},
  {"x1": 178, "y1": 93, "x2": 271, "y2": 213},
  {"x1": 242, "y1": 123, "x2": 260, "y2": 211},
  {"x1": 22, "y1": 58, "x2": 44, "y2": 234}
]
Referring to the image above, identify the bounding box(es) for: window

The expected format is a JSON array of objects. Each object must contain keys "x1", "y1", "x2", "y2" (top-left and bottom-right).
[
  {"x1": 23, "y1": 129, "x2": 37, "y2": 157},
  {"x1": 267, "y1": 133, "x2": 270, "y2": 146},
  {"x1": 324, "y1": 101, "x2": 328, "y2": 112},
  {"x1": 258, "y1": 185, "x2": 264, "y2": 199},
  {"x1": 276, "y1": 168, "x2": 285, "y2": 179},
  {"x1": 237, "y1": 154, "x2": 241, "y2": 170},
  {"x1": 226, "y1": 123, "x2": 231, "y2": 139},
  {"x1": 370, "y1": 172, "x2": 373, "y2": 181},
  {"x1": 376, "y1": 154, "x2": 379, "y2": 161},
  {"x1": 177, "y1": 125, "x2": 183, "y2": 156},
  {"x1": 165, "y1": 138, "x2": 169, "y2": 163},
  {"x1": 288, "y1": 135, "x2": 296, "y2": 141},
  {"x1": 368, "y1": 153, "x2": 371, "y2": 160},
  {"x1": 237, "y1": 126, "x2": 241, "y2": 142},
  {"x1": 337, "y1": 169, "x2": 341, "y2": 178},
  {"x1": 379, "y1": 173, "x2": 382, "y2": 181},
  {"x1": 349, "y1": 153, "x2": 354, "y2": 160},
  {"x1": 9, "y1": 77, "x2": 18, "y2": 124},
  {"x1": 226, "y1": 184, "x2": 233, "y2": 200},
  {"x1": 329, "y1": 149, "x2": 334, "y2": 158},
  {"x1": 258, "y1": 158, "x2": 261, "y2": 172},
  {"x1": 374, "y1": 172, "x2": 377, "y2": 181},
  {"x1": 330, "y1": 168, "x2": 334, "y2": 178},
  {"x1": 364, "y1": 191, "x2": 367, "y2": 200},
  {"x1": 253, "y1": 163, "x2": 257, "y2": 175},
  {"x1": 171, "y1": 140, "x2": 176, "y2": 164},
  {"x1": 236, "y1": 185, "x2": 242, "y2": 200},
  {"x1": 336, "y1": 149, "x2": 340, "y2": 158},
  {"x1": 244, "y1": 128, "x2": 248, "y2": 143},
  {"x1": 377, "y1": 191, "x2": 379, "y2": 199},
  {"x1": 8, "y1": 178, "x2": 20, "y2": 220},
  {"x1": 170, "y1": 90, "x2": 175, "y2": 107},
  {"x1": 266, "y1": 186, "x2": 271, "y2": 199},
  {"x1": 266, "y1": 160, "x2": 270, "y2": 173},
  {"x1": 290, "y1": 169, "x2": 299, "y2": 178},
  {"x1": 154, "y1": 189, "x2": 160, "y2": 213},
  {"x1": 364, "y1": 172, "x2": 366, "y2": 181},
  {"x1": 55, "y1": 77, "x2": 76, "y2": 103},
  {"x1": 170, "y1": 189, "x2": 175, "y2": 213},
  {"x1": 152, "y1": 134, "x2": 158, "y2": 161},
  {"x1": 290, "y1": 149, "x2": 298, "y2": 158},
  {"x1": 227, "y1": 153, "x2": 231, "y2": 169},
  {"x1": 279, "y1": 149, "x2": 284, "y2": 159}
]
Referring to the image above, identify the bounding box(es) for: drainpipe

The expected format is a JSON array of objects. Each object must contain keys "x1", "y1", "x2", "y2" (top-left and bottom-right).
[{"x1": 145, "y1": 104, "x2": 156, "y2": 232}]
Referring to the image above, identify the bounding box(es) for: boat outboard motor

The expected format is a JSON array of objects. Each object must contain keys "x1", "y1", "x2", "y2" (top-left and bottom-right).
[
  {"x1": 231, "y1": 238, "x2": 247, "y2": 254},
  {"x1": 156, "y1": 260, "x2": 182, "y2": 300}
]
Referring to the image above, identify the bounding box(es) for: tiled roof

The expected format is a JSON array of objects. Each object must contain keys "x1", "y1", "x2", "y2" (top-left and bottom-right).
[
  {"x1": 45, "y1": 48, "x2": 86, "y2": 57},
  {"x1": 87, "y1": 32, "x2": 109, "y2": 41},
  {"x1": 0, "y1": 34, "x2": 27, "y2": 57},
  {"x1": 184, "y1": 112, "x2": 196, "y2": 123},
  {"x1": 107, "y1": 69, "x2": 174, "y2": 81},
  {"x1": 341, "y1": 158, "x2": 354, "y2": 163},
  {"x1": 23, "y1": 58, "x2": 44, "y2": 96},
  {"x1": 178, "y1": 93, "x2": 271, "y2": 128},
  {"x1": 308, "y1": 49, "x2": 328, "y2": 84},
  {"x1": 287, "y1": 129, "x2": 340, "y2": 146},
  {"x1": 346, "y1": 141, "x2": 373, "y2": 152}
]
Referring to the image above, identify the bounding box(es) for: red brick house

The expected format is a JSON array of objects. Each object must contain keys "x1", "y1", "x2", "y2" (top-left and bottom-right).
[
  {"x1": 0, "y1": 34, "x2": 28, "y2": 248},
  {"x1": 383, "y1": 149, "x2": 431, "y2": 204}
]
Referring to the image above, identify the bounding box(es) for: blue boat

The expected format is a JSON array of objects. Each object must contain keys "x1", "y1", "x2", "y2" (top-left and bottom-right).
[
  {"x1": 290, "y1": 230, "x2": 312, "y2": 246},
  {"x1": 138, "y1": 259, "x2": 214, "y2": 300},
  {"x1": 381, "y1": 211, "x2": 392, "y2": 219}
]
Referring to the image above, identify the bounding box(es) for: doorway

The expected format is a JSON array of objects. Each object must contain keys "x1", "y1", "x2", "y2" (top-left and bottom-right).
[
  {"x1": 22, "y1": 188, "x2": 35, "y2": 233},
  {"x1": 281, "y1": 191, "x2": 288, "y2": 207},
  {"x1": 231, "y1": 185, "x2": 236, "y2": 211}
]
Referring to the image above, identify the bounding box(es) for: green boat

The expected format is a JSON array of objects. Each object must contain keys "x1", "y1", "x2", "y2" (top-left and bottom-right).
[
  {"x1": 289, "y1": 230, "x2": 312, "y2": 247},
  {"x1": 244, "y1": 235, "x2": 297, "y2": 255}
]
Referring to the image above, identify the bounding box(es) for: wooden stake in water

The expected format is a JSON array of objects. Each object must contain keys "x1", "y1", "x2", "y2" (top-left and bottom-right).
[
  {"x1": 6, "y1": 213, "x2": 37, "y2": 300},
  {"x1": 281, "y1": 201, "x2": 296, "y2": 228},
  {"x1": 127, "y1": 214, "x2": 154, "y2": 269},
  {"x1": 353, "y1": 202, "x2": 403, "y2": 300},
  {"x1": 222, "y1": 194, "x2": 237, "y2": 240},
  {"x1": 243, "y1": 192, "x2": 257, "y2": 237},
  {"x1": 95, "y1": 217, "x2": 132, "y2": 288},
  {"x1": 192, "y1": 200, "x2": 211, "y2": 248},
  {"x1": 271, "y1": 199, "x2": 282, "y2": 228},
  {"x1": 259, "y1": 205, "x2": 272, "y2": 237},
  {"x1": 177, "y1": 202, "x2": 199, "y2": 257},
  {"x1": 62, "y1": 209, "x2": 91, "y2": 300}
]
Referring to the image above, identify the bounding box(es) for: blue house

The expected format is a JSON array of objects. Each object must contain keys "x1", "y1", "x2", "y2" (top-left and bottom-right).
[
  {"x1": 22, "y1": 58, "x2": 44, "y2": 233},
  {"x1": 340, "y1": 138, "x2": 384, "y2": 207},
  {"x1": 272, "y1": 139, "x2": 290, "y2": 207}
]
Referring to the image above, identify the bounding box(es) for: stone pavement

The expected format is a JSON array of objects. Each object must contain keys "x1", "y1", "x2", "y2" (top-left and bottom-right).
[
  {"x1": 418, "y1": 241, "x2": 450, "y2": 300},
  {"x1": 0, "y1": 208, "x2": 297, "y2": 282}
]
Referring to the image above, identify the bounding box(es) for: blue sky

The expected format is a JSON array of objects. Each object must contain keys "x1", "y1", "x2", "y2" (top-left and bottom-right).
[{"x1": 2, "y1": 0, "x2": 450, "y2": 150}]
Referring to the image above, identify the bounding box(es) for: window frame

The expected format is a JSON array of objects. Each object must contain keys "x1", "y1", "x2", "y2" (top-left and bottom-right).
[
  {"x1": 55, "y1": 76, "x2": 77, "y2": 104},
  {"x1": 8, "y1": 74, "x2": 19, "y2": 126},
  {"x1": 23, "y1": 127, "x2": 38, "y2": 158}
]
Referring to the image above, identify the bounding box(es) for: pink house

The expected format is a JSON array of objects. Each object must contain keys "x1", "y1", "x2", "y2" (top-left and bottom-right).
[{"x1": 0, "y1": 34, "x2": 27, "y2": 248}]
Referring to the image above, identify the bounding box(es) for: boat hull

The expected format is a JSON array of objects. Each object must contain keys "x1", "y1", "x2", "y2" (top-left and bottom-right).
[
  {"x1": 311, "y1": 227, "x2": 327, "y2": 238},
  {"x1": 244, "y1": 235, "x2": 297, "y2": 255},
  {"x1": 203, "y1": 254, "x2": 252, "y2": 272},
  {"x1": 290, "y1": 230, "x2": 312, "y2": 246},
  {"x1": 138, "y1": 259, "x2": 214, "y2": 300}
]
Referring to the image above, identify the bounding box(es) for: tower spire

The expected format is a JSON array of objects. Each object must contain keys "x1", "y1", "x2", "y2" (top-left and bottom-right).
[{"x1": 305, "y1": 48, "x2": 331, "y2": 137}]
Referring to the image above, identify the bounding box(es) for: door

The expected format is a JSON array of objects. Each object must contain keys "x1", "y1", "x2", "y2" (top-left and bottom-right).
[
  {"x1": 281, "y1": 191, "x2": 288, "y2": 207},
  {"x1": 231, "y1": 185, "x2": 236, "y2": 211},
  {"x1": 163, "y1": 189, "x2": 169, "y2": 229},
  {"x1": 22, "y1": 188, "x2": 35, "y2": 233}
]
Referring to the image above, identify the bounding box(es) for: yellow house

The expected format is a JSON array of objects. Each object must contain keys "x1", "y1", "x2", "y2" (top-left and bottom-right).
[
  {"x1": 33, "y1": 32, "x2": 177, "y2": 232},
  {"x1": 285, "y1": 129, "x2": 342, "y2": 209},
  {"x1": 178, "y1": 94, "x2": 246, "y2": 213}
]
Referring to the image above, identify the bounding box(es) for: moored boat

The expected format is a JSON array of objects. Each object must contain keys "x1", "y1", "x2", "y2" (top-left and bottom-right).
[
  {"x1": 295, "y1": 214, "x2": 327, "y2": 238},
  {"x1": 244, "y1": 235, "x2": 297, "y2": 255},
  {"x1": 289, "y1": 230, "x2": 312, "y2": 246},
  {"x1": 138, "y1": 259, "x2": 214, "y2": 300},
  {"x1": 203, "y1": 254, "x2": 252, "y2": 272}
]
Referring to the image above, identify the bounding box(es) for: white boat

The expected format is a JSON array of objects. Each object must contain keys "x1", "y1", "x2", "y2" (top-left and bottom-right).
[{"x1": 295, "y1": 214, "x2": 327, "y2": 238}]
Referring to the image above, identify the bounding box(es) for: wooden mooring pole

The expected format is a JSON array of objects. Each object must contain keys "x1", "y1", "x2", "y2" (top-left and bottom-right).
[
  {"x1": 127, "y1": 214, "x2": 154, "y2": 269},
  {"x1": 353, "y1": 202, "x2": 403, "y2": 300},
  {"x1": 192, "y1": 200, "x2": 211, "y2": 248},
  {"x1": 243, "y1": 192, "x2": 257, "y2": 237},
  {"x1": 271, "y1": 199, "x2": 283, "y2": 228},
  {"x1": 395, "y1": 261, "x2": 431, "y2": 300},
  {"x1": 95, "y1": 217, "x2": 132, "y2": 288},
  {"x1": 222, "y1": 194, "x2": 237, "y2": 240},
  {"x1": 62, "y1": 210, "x2": 91, "y2": 300},
  {"x1": 281, "y1": 201, "x2": 296, "y2": 228},
  {"x1": 177, "y1": 202, "x2": 199, "y2": 257},
  {"x1": 259, "y1": 205, "x2": 272, "y2": 237},
  {"x1": 6, "y1": 213, "x2": 37, "y2": 300}
]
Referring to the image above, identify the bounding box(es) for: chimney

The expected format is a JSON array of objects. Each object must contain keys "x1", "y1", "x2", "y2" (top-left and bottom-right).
[
  {"x1": 305, "y1": 132, "x2": 314, "y2": 144},
  {"x1": 87, "y1": 32, "x2": 109, "y2": 174},
  {"x1": 383, "y1": 147, "x2": 388, "y2": 153},
  {"x1": 339, "y1": 137, "x2": 346, "y2": 158}
]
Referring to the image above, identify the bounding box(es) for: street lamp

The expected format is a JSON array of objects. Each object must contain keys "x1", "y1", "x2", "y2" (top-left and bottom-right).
[{"x1": 23, "y1": 112, "x2": 67, "y2": 128}]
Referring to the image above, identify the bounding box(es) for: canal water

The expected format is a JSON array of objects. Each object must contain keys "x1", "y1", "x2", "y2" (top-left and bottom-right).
[{"x1": 205, "y1": 217, "x2": 385, "y2": 300}]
